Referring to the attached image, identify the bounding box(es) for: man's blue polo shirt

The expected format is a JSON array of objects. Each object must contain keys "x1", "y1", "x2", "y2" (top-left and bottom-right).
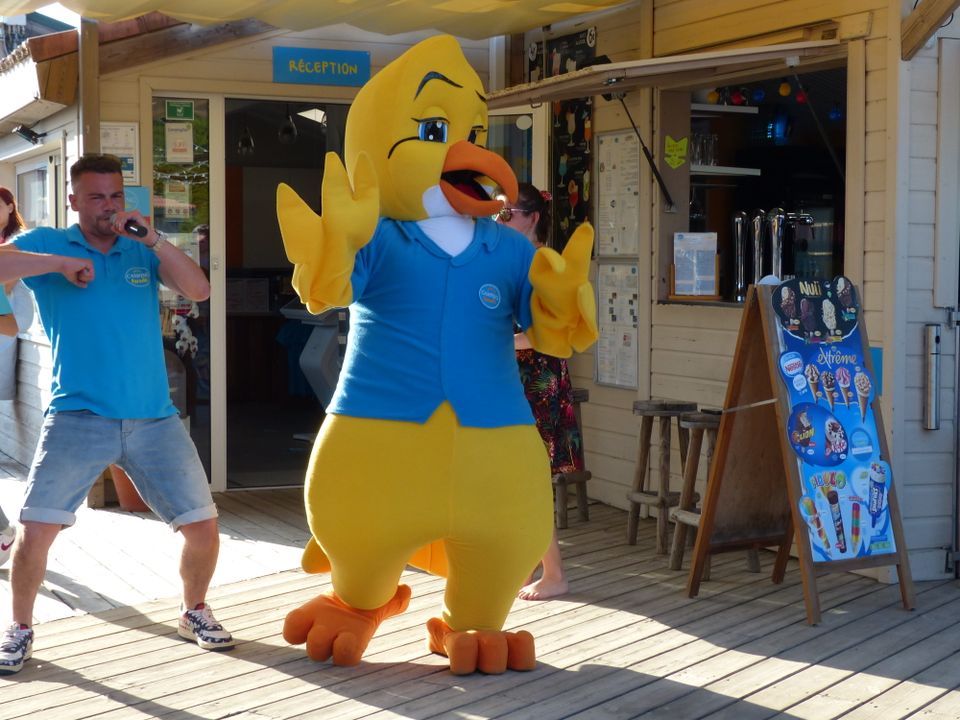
[
  {"x1": 13, "y1": 225, "x2": 175, "y2": 419},
  {"x1": 328, "y1": 217, "x2": 536, "y2": 428}
]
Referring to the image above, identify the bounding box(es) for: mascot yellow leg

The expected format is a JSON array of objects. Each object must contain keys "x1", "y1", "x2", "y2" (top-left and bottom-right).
[{"x1": 283, "y1": 403, "x2": 552, "y2": 672}]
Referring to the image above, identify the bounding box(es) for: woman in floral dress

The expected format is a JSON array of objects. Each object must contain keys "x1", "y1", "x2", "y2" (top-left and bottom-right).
[{"x1": 497, "y1": 182, "x2": 585, "y2": 600}]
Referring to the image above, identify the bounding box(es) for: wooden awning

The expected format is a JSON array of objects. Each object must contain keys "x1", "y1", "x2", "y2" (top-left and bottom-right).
[
  {"x1": 0, "y1": 13, "x2": 275, "y2": 134},
  {"x1": 486, "y1": 39, "x2": 845, "y2": 109},
  {"x1": 0, "y1": 41, "x2": 77, "y2": 133}
]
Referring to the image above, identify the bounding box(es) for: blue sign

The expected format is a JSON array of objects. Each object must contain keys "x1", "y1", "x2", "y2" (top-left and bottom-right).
[
  {"x1": 773, "y1": 277, "x2": 896, "y2": 563},
  {"x1": 273, "y1": 47, "x2": 370, "y2": 87}
]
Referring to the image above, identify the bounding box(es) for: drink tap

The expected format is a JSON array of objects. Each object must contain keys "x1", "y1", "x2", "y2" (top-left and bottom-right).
[
  {"x1": 766, "y1": 207, "x2": 786, "y2": 279},
  {"x1": 732, "y1": 210, "x2": 748, "y2": 302},
  {"x1": 750, "y1": 208, "x2": 765, "y2": 286}
]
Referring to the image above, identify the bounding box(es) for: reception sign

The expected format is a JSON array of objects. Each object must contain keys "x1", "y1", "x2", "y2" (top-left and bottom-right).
[{"x1": 273, "y1": 47, "x2": 370, "y2": 86}]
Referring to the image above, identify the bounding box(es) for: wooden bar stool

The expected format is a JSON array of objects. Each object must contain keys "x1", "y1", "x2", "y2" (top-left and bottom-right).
[
  {"x1": 553, "y1": 387, "x2": 592, "y2": 529},
  {"x1": 669, "y1": 410, "x2": 761, "y2": 575},
  {"x1": 627, "y1": 399, "x2": 697, "y2": 554}
]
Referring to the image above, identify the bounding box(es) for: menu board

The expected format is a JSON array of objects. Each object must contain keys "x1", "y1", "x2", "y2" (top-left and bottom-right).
[
  {"x1": 543, "y1": 28, "x2": 595, "y2": 251},
  {"x1": 772, "y1": 276, "x2": 896, "y2": 562},
  {"x1": 596, "y1": 262, "x2": 639, "y2": 388},
  {"x1": 596, "y1": 130, "x2": 641, "y2": 256}
]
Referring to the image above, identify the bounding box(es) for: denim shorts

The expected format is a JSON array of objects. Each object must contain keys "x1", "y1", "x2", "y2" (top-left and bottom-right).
[{"x1": 21, "y1": 411, "x2": 217, "y2": 530}]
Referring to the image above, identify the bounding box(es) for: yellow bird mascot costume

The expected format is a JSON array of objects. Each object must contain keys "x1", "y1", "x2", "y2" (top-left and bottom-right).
[{"x1": 277, "y1": 34, "x2": 597, "y2": 675}]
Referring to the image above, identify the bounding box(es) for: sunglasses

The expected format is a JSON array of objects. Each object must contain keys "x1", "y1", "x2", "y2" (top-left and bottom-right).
[{"x1": 497, "y1": 207, "x2": 533, "y2": 222}]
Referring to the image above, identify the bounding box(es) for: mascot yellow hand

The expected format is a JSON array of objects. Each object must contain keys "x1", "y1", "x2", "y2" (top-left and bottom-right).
[
  {"x1": 527, "y1": 221, "x2": 599, "y2": 358},
  {"x1": 277, "y1": 151, "x2": 379, "y2": 313}
]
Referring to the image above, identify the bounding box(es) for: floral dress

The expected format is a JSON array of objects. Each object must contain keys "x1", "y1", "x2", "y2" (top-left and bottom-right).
[{"x1": 516, "y1": 348, "x2": 585, "y2": 474}]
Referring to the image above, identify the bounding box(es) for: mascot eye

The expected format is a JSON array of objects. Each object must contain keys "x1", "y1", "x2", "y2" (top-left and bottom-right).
[{"x1": 418, "y1": 119, "x2": 449, "y2": 143}]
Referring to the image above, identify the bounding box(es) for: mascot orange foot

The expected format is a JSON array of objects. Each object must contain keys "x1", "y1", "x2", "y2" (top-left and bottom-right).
[
  {"x1": 283, "y1": 585, "x2": 411, "y2": 665},
  {"x1": 426, "y1": 618, "x2": 536, "y2": 675}
]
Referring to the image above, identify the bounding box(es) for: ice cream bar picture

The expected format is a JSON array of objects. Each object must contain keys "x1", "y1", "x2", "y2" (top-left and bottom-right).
[
  {"x1": 800, "y1": 495, "x2": 831, "y2": 554},
  {"x1": 780, "y1": 286, "x2": 798, "y2": 320},
  {"x1": 827, "y1": 489, "x2": 847, "y2": 553},
  {"x1": 851, "y1": 502, "x2": 862, "y2": 555},
  {"x1": 822, "y1": 298, "x2": 838, "y2": 335},
  {"x1": 868, "y1": 462, "x2": 887, "y2": 527}
]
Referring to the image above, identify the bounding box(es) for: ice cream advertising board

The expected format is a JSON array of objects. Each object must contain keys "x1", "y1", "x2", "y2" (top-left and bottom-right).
[{"x1": 772, "y1": 277, "x2": 896, "y2": 562}]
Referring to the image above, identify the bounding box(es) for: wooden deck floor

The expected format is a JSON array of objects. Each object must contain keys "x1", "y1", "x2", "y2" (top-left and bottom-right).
[{"x1": 2, "y1": 457, "x2": 960, "y2": 719}]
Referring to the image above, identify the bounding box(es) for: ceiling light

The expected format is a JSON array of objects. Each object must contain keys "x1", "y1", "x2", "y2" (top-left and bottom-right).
[
  {"x1": 278, "y1": 104, "x2": 298, "y2": 145},
  {"x1": 237, "y1": 125, "x2": 255, "y2": 156},
  {"x1": 297, "y1": 108, "x2": 327, "y2": 126}
]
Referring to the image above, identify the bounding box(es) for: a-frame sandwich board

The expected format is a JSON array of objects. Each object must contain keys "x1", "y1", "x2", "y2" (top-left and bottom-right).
[{"x1": 687, "y1": 282, "x2": 914, "y2": 624}]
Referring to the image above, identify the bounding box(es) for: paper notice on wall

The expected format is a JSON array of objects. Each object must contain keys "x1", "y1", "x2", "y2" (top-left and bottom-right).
[
  {"x1": 100, "y1": 122, "x2": 139, "y2": 185},
  {"x1": 165, "y1": 122, "x2": 194, "y2": 163},
  {"x1": 596, "y1": 262, "x2": 639, "y2": 388},
  {"x1": 164, "y1": 180, "x2": 191, "y2": 220},
  {"x1": 597, "y1": 130, "x2": 640, "y2": 256}
]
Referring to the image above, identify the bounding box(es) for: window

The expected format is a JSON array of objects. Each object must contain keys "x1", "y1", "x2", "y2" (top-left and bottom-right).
[{"x1": 16, "y1": 162, "x2": 49, "y2": 229}]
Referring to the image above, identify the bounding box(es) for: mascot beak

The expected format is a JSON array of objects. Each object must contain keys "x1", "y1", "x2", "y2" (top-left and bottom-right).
[{"x1": 439, "y1": 140, "x2": 518, "y2": 218}]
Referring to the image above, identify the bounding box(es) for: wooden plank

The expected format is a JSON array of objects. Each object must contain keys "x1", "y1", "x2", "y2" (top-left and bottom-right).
[
  {"x1": 654, "y1": 0, "x2": 884, "y2": 55},
  {"x1": 2, "y1": 473, "x2": 953, "y2": 720},
  {"x1": 755, "y1": 595, "x2": 960, "y2": 717},
  {"x1": 845, "y1": 38, "x2": 866, "y2": 291},
  {"x1": 637, "y1": 578, "x2": 958, "y2": 719},
  {"x1": 902, "y1": 0, "x2": 960, "y2": 60}
]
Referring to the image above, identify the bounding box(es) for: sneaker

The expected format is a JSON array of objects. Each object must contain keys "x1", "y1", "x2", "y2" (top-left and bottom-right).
[
  {"x1": 0, "y1": 623, "x2": 33, "y2": 675},
  {"x1": 178, "y1": 603, "x2": 235, "y2": 650},
  {"x1": 0, "y1": 525, "x2": 15, "y2": 567}
]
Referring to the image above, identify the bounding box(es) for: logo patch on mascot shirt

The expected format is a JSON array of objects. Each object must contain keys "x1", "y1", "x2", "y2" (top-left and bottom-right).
[
  {"x1": 125, "y1": 267, "x2": 150, "y2": 287},
  {"x1": 478, "y1": 283, "x2": 501, "y2": 309}
]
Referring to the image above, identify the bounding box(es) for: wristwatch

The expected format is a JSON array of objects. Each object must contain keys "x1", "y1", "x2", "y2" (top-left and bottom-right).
[{"x1": 148, "y1": 230, "x2": 167, "y2": 253}]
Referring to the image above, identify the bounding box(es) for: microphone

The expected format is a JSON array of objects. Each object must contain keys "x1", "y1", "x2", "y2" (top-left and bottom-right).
[{"x1": 112, "y1": 214, "x2": 149, "y2": 238}]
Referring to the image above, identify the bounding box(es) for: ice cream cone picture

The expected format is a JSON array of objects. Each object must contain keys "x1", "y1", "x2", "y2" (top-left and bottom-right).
[
  {"x1": 835, "y1": 367, "x2": 851, "y2": 408},
  {"x1": 854, "y1": 370, "x2": 872, "y2": 421},
  {"x1": 821, "y1": 370, "x2": 836, "y2": 412},
  {"x1": 805, "y1": 363, "x2": 820, "y2": 403}
]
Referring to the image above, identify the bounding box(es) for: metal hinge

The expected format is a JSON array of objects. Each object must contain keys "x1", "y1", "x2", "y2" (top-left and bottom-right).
[
  {"x1": 944, "y1": 546, "x2": 960, "y2": 573},
  {"x1": 948, "y1": 308, "x2": 960, "y2": 327}
]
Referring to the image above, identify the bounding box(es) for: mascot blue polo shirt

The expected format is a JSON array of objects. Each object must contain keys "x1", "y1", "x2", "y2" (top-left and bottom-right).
[
  {"x1": 14, "y1": 225, "x2": 175, "y2": 419},
  {"x1": 328, "y1": 217, "x2": 536, "y2": 429}
]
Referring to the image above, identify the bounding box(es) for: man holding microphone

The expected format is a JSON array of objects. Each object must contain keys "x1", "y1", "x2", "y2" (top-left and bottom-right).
[{"x1": 0, "y1": 153, "x2": 233, "y2": 676}]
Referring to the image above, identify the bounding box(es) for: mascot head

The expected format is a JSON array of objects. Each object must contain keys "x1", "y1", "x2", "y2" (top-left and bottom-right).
[{"x1": 344, "y1": 34, "x2": 517, "y2": 221}]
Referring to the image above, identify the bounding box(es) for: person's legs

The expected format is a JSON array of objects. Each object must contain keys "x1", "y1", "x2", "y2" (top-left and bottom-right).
[
  {"x1": 120, "y1": 415, "x2": 231, "y2": 650},
  {"x1": 518, "y1": 529, "x2": 568, "y2": 600},
  {"x1": 179, "y1": 518, "x2": 219, "y2": 609},
  {"x1": 13, "y1": 411, "x2": 119, "y2": 624},
  {"x1": 10, "y1": 522, "x2": 60, "y2": 624}
]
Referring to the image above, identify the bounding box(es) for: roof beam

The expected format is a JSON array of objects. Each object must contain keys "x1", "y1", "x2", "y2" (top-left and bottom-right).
[
  {"x1": 99, "y1": 18, "x2": 275, "y2": 75},
  {"x1": 79, "y1": 17, "x2": 100, "y2": 154},
  {"x1": 902, "y1": 0, "x2": 960, "y2": 60},
  {"x1": 19, "y1": 14, "x2": 275, "y2": 74}
]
